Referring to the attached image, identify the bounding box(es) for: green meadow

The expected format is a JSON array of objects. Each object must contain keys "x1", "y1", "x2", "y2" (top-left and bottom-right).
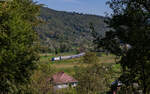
[{"x1": 39, "y1": 53, "x2": 121, "y2": 76}]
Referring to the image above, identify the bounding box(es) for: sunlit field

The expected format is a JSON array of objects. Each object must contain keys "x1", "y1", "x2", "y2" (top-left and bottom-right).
[{"x1": 39, "y1": 53, "x2": 120, "y2": 75}]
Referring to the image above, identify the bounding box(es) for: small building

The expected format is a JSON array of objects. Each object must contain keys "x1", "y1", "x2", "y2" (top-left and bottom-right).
[{"x1": 48, "y1": 72, "x2": 78, "y2": 90}]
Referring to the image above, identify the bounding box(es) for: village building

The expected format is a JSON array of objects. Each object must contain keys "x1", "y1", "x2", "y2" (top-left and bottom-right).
[{"x1": 48, "y1": 72, "x2": 78, "y2": 90}]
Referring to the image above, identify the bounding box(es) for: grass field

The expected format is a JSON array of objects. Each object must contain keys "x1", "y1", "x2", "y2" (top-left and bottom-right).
[
  {"x1": 32, "y1": 52, "x2": 121, "y2": 93},
  {"x1": 39, "y1": 53, "x2": 120, "y2": 76}
]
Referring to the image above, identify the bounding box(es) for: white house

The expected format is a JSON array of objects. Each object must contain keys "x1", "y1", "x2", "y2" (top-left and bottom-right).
[{"x1": 48, "y1": 72, "x2": 78, "y2": 90}]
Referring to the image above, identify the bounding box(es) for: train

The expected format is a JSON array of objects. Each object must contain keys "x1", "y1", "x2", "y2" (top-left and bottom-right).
[{"x1": 51, "y1": 53, "x2": 85, "y2": 61}]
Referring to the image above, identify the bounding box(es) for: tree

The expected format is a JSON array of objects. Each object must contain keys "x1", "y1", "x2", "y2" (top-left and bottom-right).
[
  {"x1": 30, "y1": 62, "x2": 55, "y2": 94},
  {"x1": 96, "y1": 0, "x2": 150, "y2": 93},
  {"x1": 75, "y1": 52, "x2": 112, "y2": 94},
  {"x1": 0, "y1": 0, "x2": 40, "y2": 93}
]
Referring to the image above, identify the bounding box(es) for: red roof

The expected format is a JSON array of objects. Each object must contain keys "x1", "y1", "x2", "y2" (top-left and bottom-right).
[{"x1": 49, "y1": 72, "x2": 78, "y2": 84}]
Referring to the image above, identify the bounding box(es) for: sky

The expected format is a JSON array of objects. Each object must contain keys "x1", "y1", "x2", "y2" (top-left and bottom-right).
[{"x1": 34, "y1": 0, "x2": 111, "y2": 16}]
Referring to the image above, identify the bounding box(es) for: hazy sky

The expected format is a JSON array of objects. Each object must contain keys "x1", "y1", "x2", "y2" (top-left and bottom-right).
[{"x1": 34, "y1": 0, "x2": 111, "y2": 16}]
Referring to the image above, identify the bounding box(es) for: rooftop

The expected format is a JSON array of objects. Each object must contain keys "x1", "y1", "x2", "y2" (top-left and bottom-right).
[{"x1": 49, "y1": 72, "x2": 78, "y2": 85}]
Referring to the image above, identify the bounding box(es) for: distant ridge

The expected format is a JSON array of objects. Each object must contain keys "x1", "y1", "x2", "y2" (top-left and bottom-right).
[{"x1": 35, "y1": 7, "x2": 108, "y2": 53}]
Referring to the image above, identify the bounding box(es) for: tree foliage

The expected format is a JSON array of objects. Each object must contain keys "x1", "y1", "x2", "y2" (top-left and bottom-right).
[
  {"x1": 0, "y1": 0, "x2": 40, "y2": 93},
  {"x1": 96, "y1": 0, "x2": 150, "y2": 93},
  {"x1": 30, "y1": 62, "x2": 55, "y2": 94},
  {"x1": 75, "y1": 52, "x2": 112, "y2": 94}
]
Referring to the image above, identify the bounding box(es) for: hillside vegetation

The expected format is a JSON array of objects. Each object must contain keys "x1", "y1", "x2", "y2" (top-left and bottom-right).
[{"x1": 35, "y1": 7, "x2": 107, "y2": 53}]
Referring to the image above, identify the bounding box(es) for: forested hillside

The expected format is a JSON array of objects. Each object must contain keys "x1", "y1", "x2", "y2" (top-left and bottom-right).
[{"x1": 35, "y1": 7, "x2": 107, "y2": 53}]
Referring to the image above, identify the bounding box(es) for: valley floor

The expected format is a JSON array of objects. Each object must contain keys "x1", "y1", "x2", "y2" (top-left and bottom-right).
[{"x1": 39, "y1": 52, "x2": 120, "y2": 75}]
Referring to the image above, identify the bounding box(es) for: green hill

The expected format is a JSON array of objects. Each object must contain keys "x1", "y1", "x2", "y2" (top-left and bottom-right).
[{"x1": 35, "y1": 7, "x2": 107, "y2": 53}]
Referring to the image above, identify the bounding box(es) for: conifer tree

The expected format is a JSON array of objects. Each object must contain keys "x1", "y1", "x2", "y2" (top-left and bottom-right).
[{"x1": 0, "y1": 0, "x2": 40, "y2": 93}]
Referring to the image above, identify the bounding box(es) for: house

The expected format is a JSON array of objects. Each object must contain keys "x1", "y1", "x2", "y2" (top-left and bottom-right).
[{"x1": 48, "y1": 72, "x2": 78, "y2": 90}]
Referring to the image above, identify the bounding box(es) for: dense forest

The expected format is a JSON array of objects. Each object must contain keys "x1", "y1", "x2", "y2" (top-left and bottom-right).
[{"x1": 35, "y1": 7, "x2": 107, "y2": 53}]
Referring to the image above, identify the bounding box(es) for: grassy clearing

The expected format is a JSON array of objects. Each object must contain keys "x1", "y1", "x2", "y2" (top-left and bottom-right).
[
  {"x1": 39, "y1": 53, "x2": 119, "y2": 75},
  {"x1": 99, "y1": 55, "x2": 116, "y2": 64}
]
